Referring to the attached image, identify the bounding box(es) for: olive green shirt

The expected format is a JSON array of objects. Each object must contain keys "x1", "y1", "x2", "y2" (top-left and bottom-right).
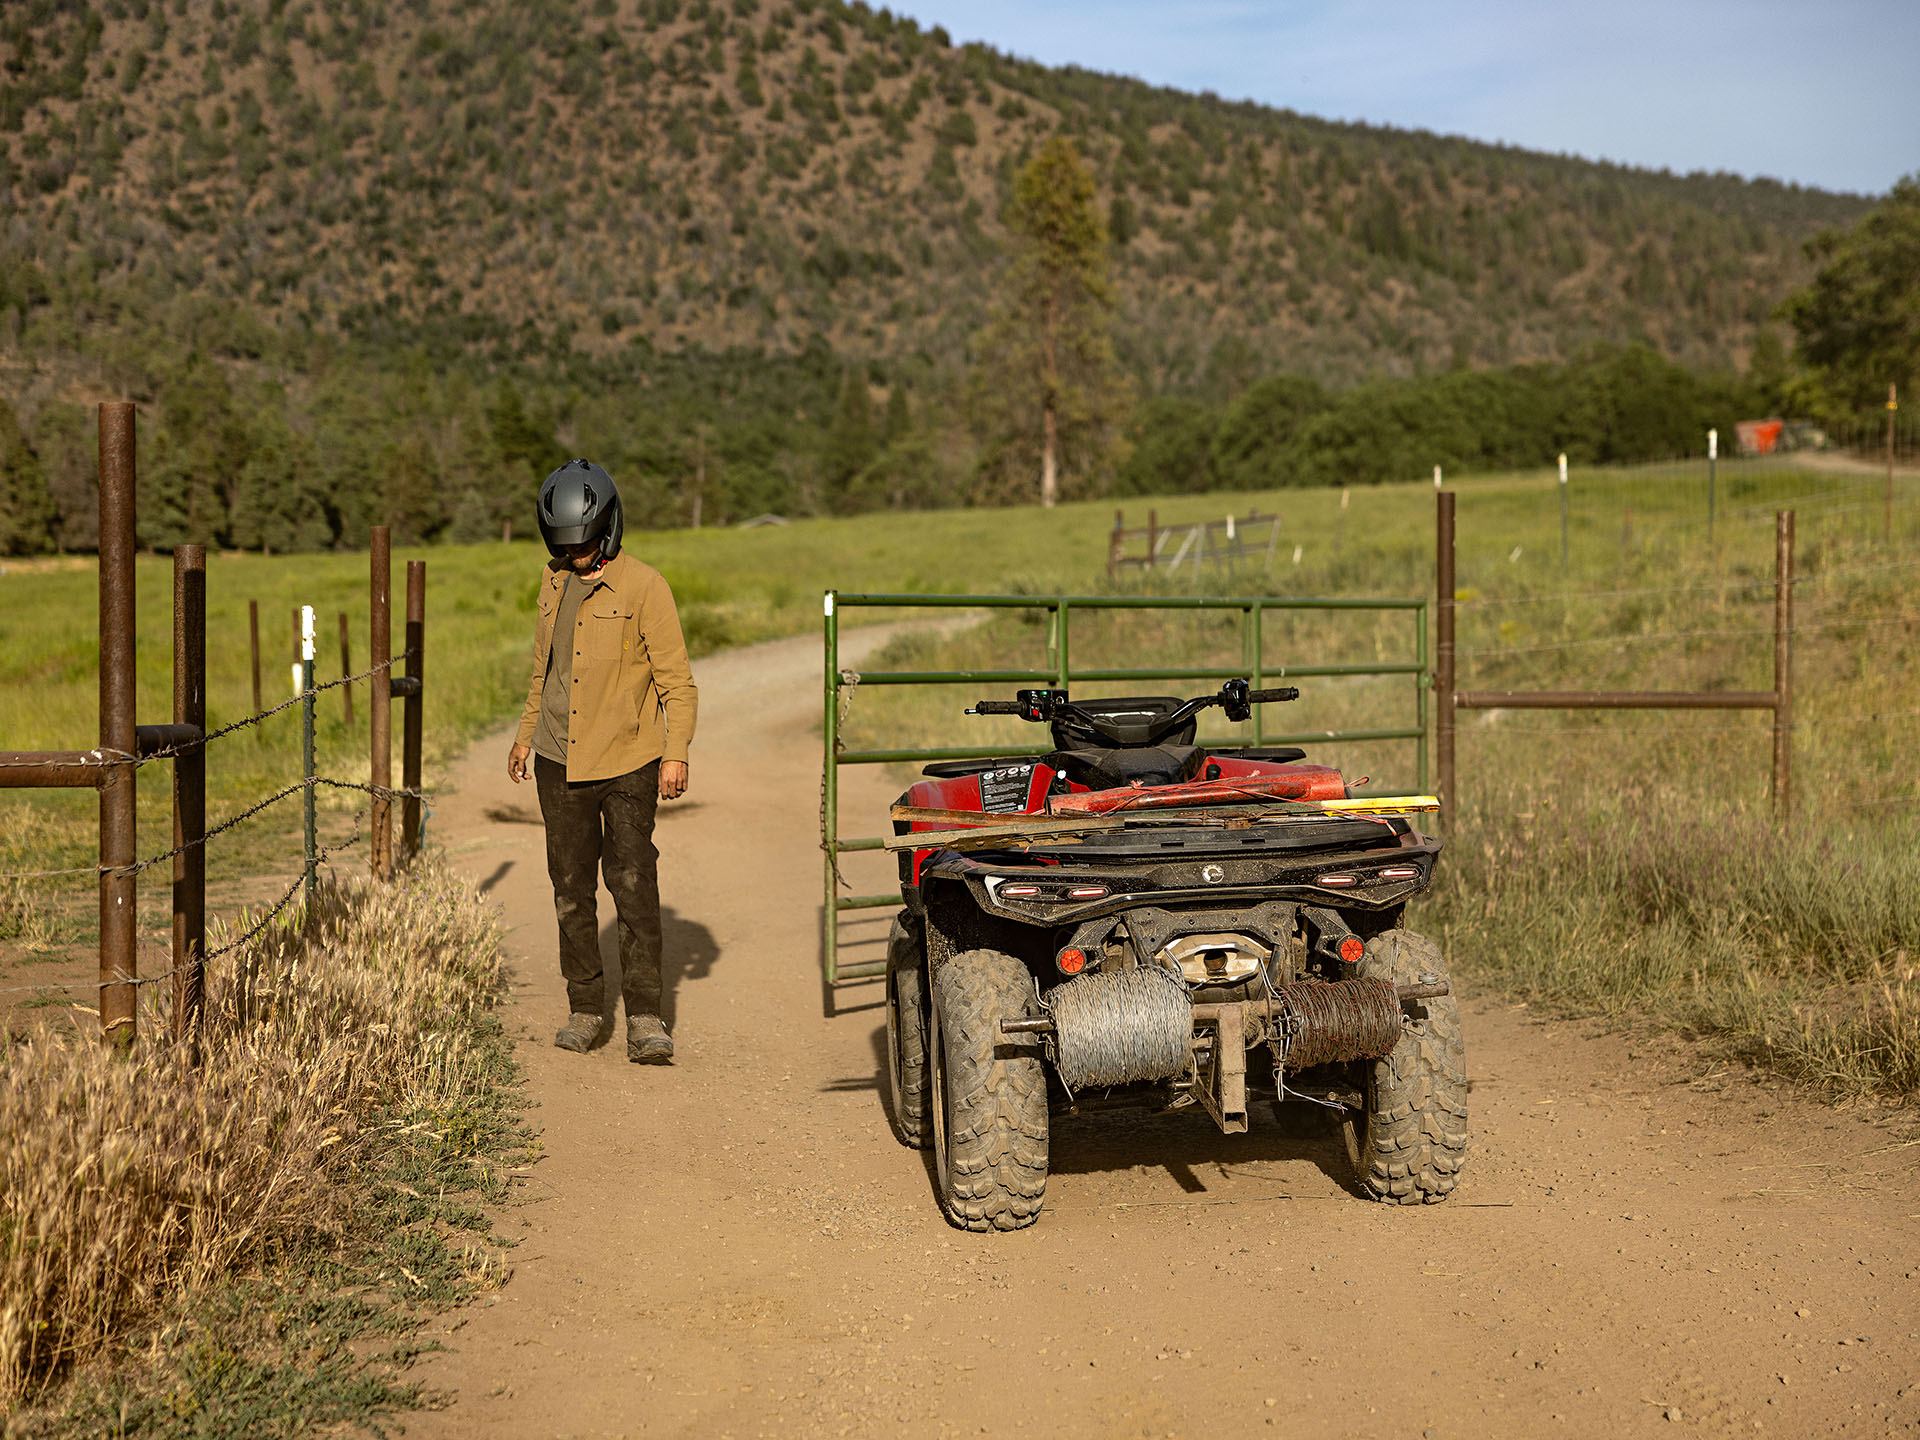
[{"x1": 530, "y1": 572, "x2": 591, "y2": 765}]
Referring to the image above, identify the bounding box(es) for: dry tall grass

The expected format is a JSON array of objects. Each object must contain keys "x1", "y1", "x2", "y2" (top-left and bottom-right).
[{"x1": 0, "y1": 862, "x2": 504, "y2": 1404}]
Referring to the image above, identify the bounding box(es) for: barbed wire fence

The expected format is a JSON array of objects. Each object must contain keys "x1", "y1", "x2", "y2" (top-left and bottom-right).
[{"x1": 0, "y1": 402, "x2": 432, "y2": 1050}]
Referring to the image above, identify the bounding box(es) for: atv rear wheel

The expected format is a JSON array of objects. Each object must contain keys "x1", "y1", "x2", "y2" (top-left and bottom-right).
[
  {"x1": 1340, "y1": 929, "x2": 1468, "y2": 1204},
  {"x1": 930, "y1": 949, "x2": 1049, "y2": 1232},
  {"x1": 884, "y1": 924, "x2": 931, "y2": 1148}
]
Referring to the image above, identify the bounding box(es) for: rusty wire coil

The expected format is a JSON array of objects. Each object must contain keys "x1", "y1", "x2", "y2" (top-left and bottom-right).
[
  {"x1": 1043, "y1": 966, "x2": 1192, "y2": 1090},
  {"x1": 1271, "y1": 976, "x2": 1404, "y2": 1070}
]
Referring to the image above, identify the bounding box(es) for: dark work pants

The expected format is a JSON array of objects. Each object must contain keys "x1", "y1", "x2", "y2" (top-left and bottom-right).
[{"x1": 533, "y1": 755, "x2": 663, "y2": 1020}]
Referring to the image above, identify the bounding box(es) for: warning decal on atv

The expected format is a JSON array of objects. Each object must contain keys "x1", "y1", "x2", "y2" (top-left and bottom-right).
[{"x1": 979, "y1": 764, "x2": 1036, "y2": 813}]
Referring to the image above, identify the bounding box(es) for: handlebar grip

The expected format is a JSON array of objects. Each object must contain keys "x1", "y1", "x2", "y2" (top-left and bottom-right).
[
  {"x1": 969, "y1": 700, "x2": 1025, "y2": 716},
  {"x1": 1246, "y1": 687, "x2": 1300, "y2": 703}
]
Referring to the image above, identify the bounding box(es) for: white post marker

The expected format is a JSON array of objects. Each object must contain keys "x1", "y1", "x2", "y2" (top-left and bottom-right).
[
  {"x1": 1433, "y1": 465, "x2": 1442, "y2": 490},
  {"x1": 1558, "y1": 452, "x2": 1568, "y2": 485},
  {"x1": 1708, "y1": 428, "x2": 1718, "y2": 460},
  {"x1": 293, "y1": 604, "x2": 315, "y2": 694},
  {"x1": 823, "y1": 592, "x2": 835, "y2": 617},
  {"x1": 1226, "y1": 514, "x2": 1236, "y2": 542}
]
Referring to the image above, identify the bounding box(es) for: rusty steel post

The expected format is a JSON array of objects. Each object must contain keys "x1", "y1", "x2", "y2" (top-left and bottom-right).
[
  {"x1": 339, "y1": 611, "x2": 355, "y2": 726},
  {"x1": 248, "y1": 599, "x2": 262, "y2": 715},
  {"x1": 401, "y1": 560, "x2": 425, "y2": 864},
  {"x1": 1435, "y1": 490, "x2": 1457, "y2": 813},
  {"x1": 369, "y1": 527, "x2": 393, "y2": 879},
  {"x1": 1147, "y1": 508, "x2": 1158, "y2": 569},
  {"x1": 172, "y1": 546, "x2": 206, "y2": 1049},
  {"x1": 98, "y1": 402, "x2": 138, "y2": 1046},
  {"x1": 1773, "y1": 510, "x2": 1794, "y2": 821}
]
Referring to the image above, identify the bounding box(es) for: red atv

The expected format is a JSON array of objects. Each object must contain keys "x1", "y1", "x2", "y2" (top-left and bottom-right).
[{"x1": 881, "y1": 680, "x2": 1466, "y2": 1231}]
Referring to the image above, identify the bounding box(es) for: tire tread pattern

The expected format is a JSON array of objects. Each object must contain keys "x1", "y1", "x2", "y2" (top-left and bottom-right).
[
  {"x1": 1351, "y1": 929, "x2": 1468, "y2": 1205},
  {"x1": 935, "y1": 949, "x2": 1049, "y2": 1232}
]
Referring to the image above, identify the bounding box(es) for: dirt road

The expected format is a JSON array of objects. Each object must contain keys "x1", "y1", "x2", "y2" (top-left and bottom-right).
[{"x1": 409, "y1": 628, "x2": 1920, "y2": 1439}]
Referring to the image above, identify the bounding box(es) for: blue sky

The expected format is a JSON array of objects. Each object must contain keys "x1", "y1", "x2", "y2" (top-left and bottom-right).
[{"x1": 895, "y1": 1, "x2": 1919, "y2": 196}]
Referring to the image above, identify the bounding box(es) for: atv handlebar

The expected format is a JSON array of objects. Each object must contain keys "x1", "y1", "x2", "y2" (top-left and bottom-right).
[{"x1": 966, "y1": 679, "x2": 1299, "y2": 744}]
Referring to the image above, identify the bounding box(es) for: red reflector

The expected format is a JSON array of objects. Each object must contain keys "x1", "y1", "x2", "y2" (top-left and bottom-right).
[
  {"x1": 1379, "y1": 865, "x2": 1420, "y2": 881},
  {"x1": 1338, "y1": 937, "x2": 1366, "y2": 965},
  {"x1": 1056, "y1": 947, "x2": 1089, "y2": 976},
  {"x1": 1316, "y1": 873, "x2": 1357, "y2": 887}
]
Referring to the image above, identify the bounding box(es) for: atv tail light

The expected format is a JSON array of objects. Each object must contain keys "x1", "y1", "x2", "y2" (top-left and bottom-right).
[
  {"x1": 1055, "y1": 947, "x2": 1089, "y2": 976},
  {"x1": 1065, "y1": 884, "x2": 1110, "y2": 900},
  {"x1": 1378, "y1": 865, "x2": 1421, "y2": 881},
  {"x1": 997, "y1": 883, "x2": 1043, "y2": 898},
  {"x1": 1315, "y1": 873, "x2": 1358, "y2": 887},
  {"x1": 1338, "y1": 937, "x2": 1366, "y2": 965}
]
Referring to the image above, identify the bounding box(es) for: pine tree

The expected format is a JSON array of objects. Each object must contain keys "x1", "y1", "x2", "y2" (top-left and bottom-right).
[
  {"x1": 0, "y1": 398, "x2": 56, "y2": 556},
  {"x1": 970, "y1": 137, "x2": 1129, "y2": 507},
  {"x1": 822, "y1": 366, "x2": 876, "y2": 509}
]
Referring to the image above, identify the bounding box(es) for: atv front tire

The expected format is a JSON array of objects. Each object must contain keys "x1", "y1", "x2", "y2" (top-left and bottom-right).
[
  {"x1": 884, "y1": 918, "x2": 930, "y2": 1149},
  {"x1": 930, "y1": 949, "x2": 1049, "y2": 1232},
  {"x1": 1341, "y1": 929, "x2": 1468, "y2": 1204}
]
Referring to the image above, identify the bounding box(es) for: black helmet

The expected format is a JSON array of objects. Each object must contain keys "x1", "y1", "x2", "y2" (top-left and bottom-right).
[{"x1": 537, "y1": 459, "x2": 623, "y2": 564}]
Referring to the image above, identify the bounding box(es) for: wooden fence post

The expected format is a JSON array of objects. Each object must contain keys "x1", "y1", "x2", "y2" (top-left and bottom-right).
[
  {"x1": 401, "y1": 560, "x2": 425, "y2": 864},
  {"x1": 1435, "y1": 490, "x2": 1456, "y2": 814},
  {"x1": 98, "y1": 402, "x2": 138, "y2": 1046},
  {"x1": 1772, "y1": 511, "x2": 1794, "y2": 821},
  {"x1": 248, "y1": 599, "x2": 263, "y2": 716},
  {"x1": 172, "y1": 546, "x2": 206, "y2": 1049},
  {"x1": 339, "y1": 611, "x2": 355, "y2": 726},
  {"x1": 370, "y1": 527, "x2": 392, "y2": 880}
]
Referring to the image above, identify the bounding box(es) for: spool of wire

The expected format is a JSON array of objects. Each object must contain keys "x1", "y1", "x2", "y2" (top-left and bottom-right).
[{"x1": 1044, "y1": 966, "x2": 1192, "y2": 1090}]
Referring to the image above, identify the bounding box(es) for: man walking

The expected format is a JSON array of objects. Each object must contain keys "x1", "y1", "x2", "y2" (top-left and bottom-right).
[{"x1": 507, "y1": 460, "x2": 698, "y2": 1063}]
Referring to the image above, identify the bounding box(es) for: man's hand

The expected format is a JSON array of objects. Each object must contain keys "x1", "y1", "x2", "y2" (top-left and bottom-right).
[
  {"x1": 508, "y1": 743, "x2": 531, "y2": 784},
  {"x1": 659, "y1": 760, "x2": 689, "y2": 800}
]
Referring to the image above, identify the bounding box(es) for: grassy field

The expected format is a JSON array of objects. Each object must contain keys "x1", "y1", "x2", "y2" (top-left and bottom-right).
[{"x1": 4, "y1": 456, "x2": 1917, "y2": 1095}]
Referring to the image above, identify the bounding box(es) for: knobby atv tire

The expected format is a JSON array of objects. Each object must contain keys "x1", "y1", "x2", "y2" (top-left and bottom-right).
[
  {"x1": 1342, "y1": 929, "x2": 1468, "y2": 1204},
  {"x1": 931, "y1": 949, "x2": 1049, "y2": 1232},
  {"x1": 884, "y1": 938, "x2": 931, "y2": 1149}
]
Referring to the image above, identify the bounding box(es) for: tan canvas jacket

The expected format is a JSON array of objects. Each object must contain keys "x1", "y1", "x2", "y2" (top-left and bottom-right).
[{"x1": 516, "y1": 553, "x2": 698, "y2": 782}]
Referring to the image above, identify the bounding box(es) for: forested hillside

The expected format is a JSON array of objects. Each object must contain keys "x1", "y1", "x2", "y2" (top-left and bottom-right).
[{"x1": 0, "y1": 0, "x2": 1875, "y2": 549}]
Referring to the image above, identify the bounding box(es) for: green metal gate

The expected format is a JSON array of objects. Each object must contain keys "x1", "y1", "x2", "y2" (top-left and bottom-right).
[{"x1": 821, "y1": 591, "x2": 1429, "y2": 986}]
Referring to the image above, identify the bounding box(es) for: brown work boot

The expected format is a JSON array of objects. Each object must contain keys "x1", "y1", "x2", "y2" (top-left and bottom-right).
[
  {"x1": 554, "y1": 1012, "x2": 605, "y2": 1053},
  {"x1": 626, "y1": 1014, "x2": 674, "y2": 1064}
]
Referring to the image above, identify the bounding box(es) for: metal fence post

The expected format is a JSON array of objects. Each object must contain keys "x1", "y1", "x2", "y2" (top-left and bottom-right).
[
  {"x1": 822, "y1": 591, "x2": 839, "y2": 986},
  {"x1": 1415, "y1": 601, "x2": 1429, "y2": 794},
  {"x1": 370, "y1": 527, "x2": 393, "y2": 879},
  {"x1": 173, "y1": 546, "x2": 206, "y2": 1049},
  {"x1": 401, "y1": 560, "x2": 426, "y2": 863},
  {"x1": 98, "y1": 402, "x2": 138, "y2": 1047},
  {"x1": 1055, "y1": 600, "x2": 1070, "y2": 690},
  {"x1": 1773, "y1": 510, "x2": 1794, "y2": 821},
  {"x1": 1435, "y1": 492, "x2": 1457, "y2": 813}
]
